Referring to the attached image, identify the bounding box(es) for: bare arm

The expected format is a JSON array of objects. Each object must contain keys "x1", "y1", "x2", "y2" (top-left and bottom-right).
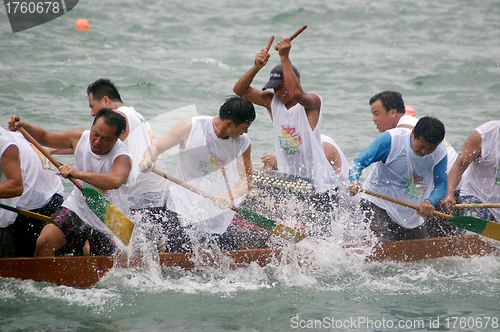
[
  {"x1": 322, "y1": 141, "x2": 343, "y2": 175},
  {"x1": 233, "y1": 49, "x2": 275, "y2": 115},
  {"x1": 58, "y1": 154, "x2": 132, "y2": 190},
  {"x1": 276, "y1": 37, "x2": 322, "y2": 130},
  {"x1": 0, "y1": 145, "x2": 23, "y2": 198},
  {"x1": 9, "y1": 116, "x2": 82, "y2": 151},
  {"x1": 140, "y1": 118, "x2": 192, "y2": 171},
  {"x1": 441, "y1": 130, "x2": 481, "y2": 212}
]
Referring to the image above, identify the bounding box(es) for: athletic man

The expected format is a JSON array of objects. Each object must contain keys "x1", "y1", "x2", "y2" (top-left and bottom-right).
[{"x1": 9, "y1": 109, "x2": 131, "y2": 256}]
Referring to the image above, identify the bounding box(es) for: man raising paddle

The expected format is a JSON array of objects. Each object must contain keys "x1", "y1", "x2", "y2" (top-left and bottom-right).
[
  {"x1": 9, "y1": 109, "x2": 132, "y2": 256},
  {"x1": 233, "y1": 33, "x2": 342, "y2": 235}
]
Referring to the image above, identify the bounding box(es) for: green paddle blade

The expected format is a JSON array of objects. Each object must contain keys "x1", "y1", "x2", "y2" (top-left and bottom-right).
[
  {"x1": 450, "y1": 215, "x2": 500, "y2": 241},
  {"x1": 80, "y1": 187, "x2": 134, "y2": 245},
  {"x1": 235, "y1": 207, "x2": 307, "y2": 243}
]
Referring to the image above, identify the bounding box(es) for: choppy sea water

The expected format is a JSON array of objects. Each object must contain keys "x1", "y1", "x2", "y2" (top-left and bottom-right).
[{"x1": 1, "y1": 0, "x2": 500, "y2": 331}]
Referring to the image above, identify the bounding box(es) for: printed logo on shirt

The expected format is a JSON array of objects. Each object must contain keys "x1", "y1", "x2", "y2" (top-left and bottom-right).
[
  {"x1": 400, "y1": 172, "x2": 427, "y2": 199},
  {"x1": 279, "y1": 125, "x2": 302, "y2": 155},
  {"x1": 197, "y1": 153, "x2": 223, "y2": 182}
]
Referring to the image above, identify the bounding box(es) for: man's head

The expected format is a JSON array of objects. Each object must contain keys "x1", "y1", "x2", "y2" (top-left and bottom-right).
[
  {"x1": 219, "y1": 96, "x2": 255, "y2": 138},
  {"x1": 262, "y1": 64, "x2": 300, "y2": 90},
  {"x1": 90, "y1": 108, "x2": 127, "y2": 155},
  {"x1": 87, "y1": 79, "x2": 123, "y2": 116},
  {"x1": 411, "y1": 116, "x2": 445, "y2": 157},
  {"x1": 369, "y1": 91, "x2": 405, "y2": 132}
]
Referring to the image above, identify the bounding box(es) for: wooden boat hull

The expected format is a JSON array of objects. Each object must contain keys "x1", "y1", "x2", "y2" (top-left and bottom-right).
[{"x1": 0, "y1": 234, "x2": 497, "y2": 288}]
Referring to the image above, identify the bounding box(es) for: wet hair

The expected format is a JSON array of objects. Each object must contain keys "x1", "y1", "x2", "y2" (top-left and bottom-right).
[
  {"x1": 93, "y1": 108, "x2": 127, "y2": 137},
  {"x1": 219, "y1": 96, "x2": 256, "y2": 126},
  {"x1": 369, "y1": 91, "x2": 405, "y2": 114},
  {"x1": 413, "y1": 116, "x2": 445, "y2": 146},
  {"x1": 87, "y1": 78, "x2": 123, "y2": 103}
]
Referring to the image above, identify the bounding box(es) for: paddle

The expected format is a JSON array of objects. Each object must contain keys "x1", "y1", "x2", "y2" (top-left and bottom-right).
[
  {"x1": 264, "y1": 36, "x2": 274, "y2": 52},
  {"x1": 455, "y1": 203, "x2": 500, "y2": 209},
  {"x1": 150, "y1": 168, "x2": 307, "y2": 243},
  {"x1": 0, "y1": 203, "x2": 56, "y2": 225},
  {"x1": 361, "y1": 189, "x2": 500, "y2": 242},
  {"x1": 289, "y1": 25, "x2": 307, "y2": 41},
  {"x1": 15, "y1": 121, "x2": 134, "y2": 245}
]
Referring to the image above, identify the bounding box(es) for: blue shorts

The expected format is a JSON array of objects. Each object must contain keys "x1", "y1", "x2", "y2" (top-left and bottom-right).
[
  {"x1": 459, "y1": 195, "x2": 496, "y2": 221},
  {"x1": 52, "y1": 207, "x2": 116, "y2": 256}
]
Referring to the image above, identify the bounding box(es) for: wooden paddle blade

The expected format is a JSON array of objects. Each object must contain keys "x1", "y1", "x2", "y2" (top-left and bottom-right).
[
  {"x1": 235, "y1": 208, "x2": 307, "y2": 243},
  {"x1": 450, "y1": 215, "x2": 500, "y2": 241},
  {"x1": 80, "y1": 187, "x2": 134, "y2": 245}
]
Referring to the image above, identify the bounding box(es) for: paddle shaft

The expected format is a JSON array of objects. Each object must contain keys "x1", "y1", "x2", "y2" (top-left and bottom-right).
[
  {"x1": 361, "y1": 189, "x2": 451, "y2": 219},
  {"x1": 455, "y1": 203, "x2": 500, "y2": 209},
  {"x1": 0, "y1": 203, "x2": 56, "y2": 225},
  {"x1": 289, "y1": 25, "x2": 307, "y2": 41},
  {"x1": 16, "y1": 124, "x2": 82, "y2": 189},
  {"x1": 151, "y1": 168, "x2": 238, "y2": 211},
  {"x1": 264, "y1": 36, "x2": 274, "y2": 52}
]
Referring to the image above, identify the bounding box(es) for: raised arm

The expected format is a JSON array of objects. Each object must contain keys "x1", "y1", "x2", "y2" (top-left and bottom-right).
[
  {"x1": 441, "y1": 130, "x2": 482, "y2": 212},
  {"x1": 233, "y1": 48, "x2": 275, "y2": 114},
  {"x1": 275, "y1": 37, "x2": 322, "y2": 129}
]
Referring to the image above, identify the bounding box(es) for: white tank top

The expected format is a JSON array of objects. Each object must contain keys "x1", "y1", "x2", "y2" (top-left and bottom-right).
[
  {"x1": 117, "y1": 106, "x2": 167, "y2": 209},
  {"x1": 168, "y1": 116, "x2": 251, "y2": 234},
  {"x1": 460, "y1": 120, "x2": 500, "y2": 220},
  {"x1": 0, "y1": 128, "x2": 64, "y2": 227},
  {"x1": 362, "y1": 128, "x2": 447, "y2": 228},
  {"x1": 62, "y1": 130, "x2": 131, "y2": 234},
  {"x1": 271, "y1": 94, "x2": 338, "y2": 192}
]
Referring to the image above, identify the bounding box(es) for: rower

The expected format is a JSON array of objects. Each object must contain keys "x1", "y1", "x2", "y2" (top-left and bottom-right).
[
  {"x1": 0, "y1": 126, "x2": 64, "y2": 257},
  {"x1": 348, "y1": 116, "x2": 448, "y2": 241},
  {"x1": 233, "y1": 36, "x2": 340, "y2": 235},
  {"x1": 139, "y1": 96, "x2": 264, "y2": 252},
  {"x1": 9, "y1": 109, "x2": 132, "y2": 257},
  {"x1": 86, "y1": 79, "x2": 168, "y2": 251}
]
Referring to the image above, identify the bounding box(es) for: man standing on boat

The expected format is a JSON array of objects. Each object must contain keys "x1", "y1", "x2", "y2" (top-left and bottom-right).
[
  {"x1": 139, "y1": 96, "x2": 258, "y2": 251},
  {"x1": 233, "y1": 36, "x2": 341, "y2": 232},
  {"x1": 0, "y1": 127, "x2": 64, "y2": 257},
  {"x1": 86, "y1": 79, "x2": 167, "y2": 250},
  {"x1": 441, "y1": 120, "x2": 500, "y2": 223},
  {"x1": 348, "y1": 116, "x2": 448, "y2": 241},
  {"x1": 9, "y1": 109, "x2": 132, "y2": 256}
]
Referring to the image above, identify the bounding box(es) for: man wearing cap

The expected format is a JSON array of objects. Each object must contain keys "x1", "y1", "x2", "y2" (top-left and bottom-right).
[{"x1": 233, "y1": 37, "x2": 340, "y2": 195}]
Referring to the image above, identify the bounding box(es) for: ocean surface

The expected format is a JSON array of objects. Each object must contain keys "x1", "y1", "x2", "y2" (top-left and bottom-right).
[{"x1": 1, "y1": 0, "x2": 500, "y2": 331}]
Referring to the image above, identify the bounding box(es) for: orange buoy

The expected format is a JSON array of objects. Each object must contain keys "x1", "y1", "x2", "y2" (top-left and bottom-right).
[
  {"x1": 405, "y1": 105, "x2": 416, "y2": 117},
  {"x1": 75, "y1": 18, "x2": 90, "y2": 30}
]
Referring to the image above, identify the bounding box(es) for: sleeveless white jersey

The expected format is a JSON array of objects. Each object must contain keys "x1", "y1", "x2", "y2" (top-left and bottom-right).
[
  {"x1": 168, "y1": 116, "x2": 251, "y2": 234},
  {"x1": 460, "y1": 121, "x2": 500, "y2": 220},
  {"x1": 62, "y1": 130, "x2": 131, "y2": 234},
  {"x1": 0, "y1": 128, "x2": 64, "y2": 227},
  {"x1": 271, "y1": 94, "x2": 338, "y2": 192},
  {"x1": 362, "y1": 128, "x2": 447, "y2": 228},
  {"x1": 117, "y1": 106, "x2": 167, "y2": 209}
]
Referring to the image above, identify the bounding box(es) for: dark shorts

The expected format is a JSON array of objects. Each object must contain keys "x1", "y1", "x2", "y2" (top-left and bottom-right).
[
  {"x1": 360, "y1": 199, "x2": 429, "y2": 241},
  {"x1": 12, "y1": 193, "x2": 64, "y2": 257},
  {"x1": 52, "y1": 207, "x2": 115, "y2": 256},
  {"x1": 0, "y1": 225, "x2": 14, "y2": 258}
]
